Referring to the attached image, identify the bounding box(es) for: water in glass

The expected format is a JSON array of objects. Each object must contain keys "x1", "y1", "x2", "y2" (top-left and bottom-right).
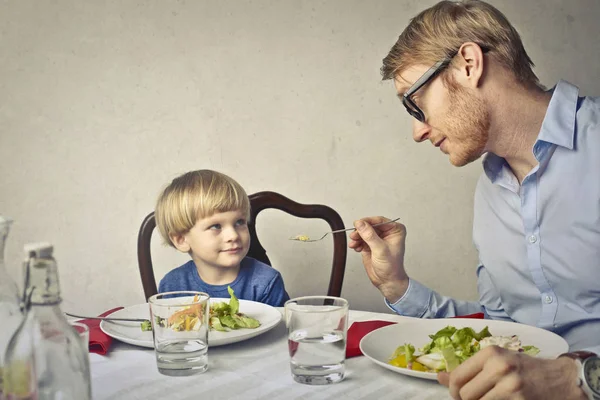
[
  {"x1": 155, "y1": 339, "x2": 208, "y2": 376},
  {"x1": 288, "y1": 329, "x2": 345, "y2": 384}
]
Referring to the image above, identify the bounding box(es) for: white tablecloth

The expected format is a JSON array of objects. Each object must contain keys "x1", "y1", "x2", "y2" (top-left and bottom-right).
[{"x1": 90, "y1": 310, "x2": 450, "y2": 400}]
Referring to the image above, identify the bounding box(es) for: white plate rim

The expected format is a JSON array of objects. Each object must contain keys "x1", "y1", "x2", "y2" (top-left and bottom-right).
[
  {"x1": 359, "y1": 318, "x2": 570, "y2": 381},
  {"x1": 99, "y1": 298, "x2": 282, "y2": 348}
]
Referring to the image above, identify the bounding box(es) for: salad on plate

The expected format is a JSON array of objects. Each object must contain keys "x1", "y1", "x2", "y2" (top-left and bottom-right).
[
  {"x1": 141, "y1": 286, "x2": 261, "y2": 333},
  {"x1": 389, "y1": 325, "x2": 540, "y2": 373}
]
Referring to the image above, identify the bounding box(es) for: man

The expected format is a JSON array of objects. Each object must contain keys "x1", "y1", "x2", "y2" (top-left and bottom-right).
[{"x1": 349, "y1": 1, "x2": 600, "y2": 399}]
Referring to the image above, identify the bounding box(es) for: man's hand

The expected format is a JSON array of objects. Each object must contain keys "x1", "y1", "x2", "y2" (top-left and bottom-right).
[
  {"x1": 348, "y1": 216, "x2": 409, "y2": 303},
  {"x1": 438, "y1": 346, "x2": 586, "y2": 400}
]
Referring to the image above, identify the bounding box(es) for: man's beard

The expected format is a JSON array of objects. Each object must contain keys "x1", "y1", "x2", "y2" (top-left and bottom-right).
[{"x1": 442, "y1": 82, "x2": 491, "y2": 167}]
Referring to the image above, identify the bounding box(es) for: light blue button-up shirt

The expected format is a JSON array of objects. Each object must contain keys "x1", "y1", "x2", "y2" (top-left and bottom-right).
[{"x1": 388, "y1": 80, "x2": 600, "y2": 353}]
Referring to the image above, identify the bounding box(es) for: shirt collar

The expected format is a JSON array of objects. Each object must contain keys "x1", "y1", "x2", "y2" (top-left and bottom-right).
[
  {"x1": 483, "y1": 80, "x2": 580, "y2": 184},
  {"x1": 536, "y1": 79, "x2": 578, "y2": 150}
]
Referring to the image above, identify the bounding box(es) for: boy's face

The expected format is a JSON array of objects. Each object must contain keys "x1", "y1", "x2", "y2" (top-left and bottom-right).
[{"x1": 172, "y1": 210, "x2": 250, "y2": 270}]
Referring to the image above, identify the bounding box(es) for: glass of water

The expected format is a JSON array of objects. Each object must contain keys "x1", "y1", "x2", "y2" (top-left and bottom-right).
[
  {"x1": 148, "y1": 291, "x2": 210, "y2": 376},
  {"x1": 284, "y1": 296, "x2": 349, "y2": 385}
]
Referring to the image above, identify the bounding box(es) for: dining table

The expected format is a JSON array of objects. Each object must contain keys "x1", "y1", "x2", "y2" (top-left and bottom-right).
[{"x1": 90, "y1": 308, "x2": 451, "y2": 399}]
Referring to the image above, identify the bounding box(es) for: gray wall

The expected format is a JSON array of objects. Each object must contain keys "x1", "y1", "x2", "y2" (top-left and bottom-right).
[{"x1": 1, "y1": 0, "x2": 599, "y2": 315}]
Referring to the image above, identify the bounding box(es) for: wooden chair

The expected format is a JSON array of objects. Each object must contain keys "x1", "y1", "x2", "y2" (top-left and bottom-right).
[{"x1": 137, "y1": 191, "x2": 347, "y2": 300}]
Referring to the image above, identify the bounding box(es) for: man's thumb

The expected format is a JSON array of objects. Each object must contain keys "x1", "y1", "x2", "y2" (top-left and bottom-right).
[{"x1": 354, "y1": 220, "x2": 385, "y2": 253}]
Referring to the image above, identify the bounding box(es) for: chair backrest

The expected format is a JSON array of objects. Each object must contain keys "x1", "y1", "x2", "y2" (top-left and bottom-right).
[{"x1": 137, "y1": 190, "x2": 347, "y2": 300}]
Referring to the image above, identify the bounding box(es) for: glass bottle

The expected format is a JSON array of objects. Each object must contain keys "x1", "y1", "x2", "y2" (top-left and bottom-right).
[
  {"x1": 0, "y1": 216, "x2": 23, "y2": 399},
  {"x1": 3, "y1": 243, "x2": 91, "y2": 400}
]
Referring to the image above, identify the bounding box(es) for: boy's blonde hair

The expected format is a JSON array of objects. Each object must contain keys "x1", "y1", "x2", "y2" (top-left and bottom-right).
[
  {"x1": 381, "y1": 0, "x2": 541, "y2": 88},
  {"x1": 155, "y1": 170, "x2": 251, "y2": 248}
]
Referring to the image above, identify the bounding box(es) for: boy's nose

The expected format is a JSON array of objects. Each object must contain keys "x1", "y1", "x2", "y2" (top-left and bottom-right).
[{"x1": 224, "y1": 227, "x2": 240, "y2": 241}]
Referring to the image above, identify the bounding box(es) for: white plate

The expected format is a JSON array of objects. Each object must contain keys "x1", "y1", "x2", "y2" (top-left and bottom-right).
[
  {"x1": 359, "y1": 318, "x2": 569, "y2": 380},
  {"x1": 100, "y1": 298, "x2": 282, "y2": 348}
]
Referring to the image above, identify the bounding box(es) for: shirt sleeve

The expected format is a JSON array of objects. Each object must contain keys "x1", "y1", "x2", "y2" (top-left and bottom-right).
[
  {"x1": 386, "y1": 278, "x2": 483, "y2": 318},
  {"x1": 583, "y1": 344, "x2": 600, "y2": 354},
  {"x1": 260, "y1": 273, "x2": 290, "y2": 307}
]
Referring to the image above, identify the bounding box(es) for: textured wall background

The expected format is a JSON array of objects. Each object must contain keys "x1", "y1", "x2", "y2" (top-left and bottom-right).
[{"x1": 1, "y1": 0, "x2": 599, "y2": 315}]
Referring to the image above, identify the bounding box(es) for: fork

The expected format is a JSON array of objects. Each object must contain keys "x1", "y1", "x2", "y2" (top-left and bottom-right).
[
  {"x1": 289, "y1": 217, "x2": 401, "y2": 243},
  {"x1": 65, "y1": 312, "x2": 148, "y2": 322}
]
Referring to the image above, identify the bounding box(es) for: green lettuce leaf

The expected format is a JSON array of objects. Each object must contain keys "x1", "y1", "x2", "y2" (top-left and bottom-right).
[
  {"x1": 522, "y1": 345, "x2": 540, "y2": 356},
  {"x1": 428, "y1": 326, "x2": 457, "y2": 340},
  {"x1": 228, "y1": 285, "x2": 239, "y2": 315},
  {"x1": 220, "y1": 315, "x2": 238, "y2": 329},
  {"x1": 404, "y1": 343, "x2": 415, "y2": 364},
  {"x1": 210, "y1": 316, "x2": 227, "y2": 332},
  {"x1": 441, "y1": 346, "x2": 460, "y2": 372}
]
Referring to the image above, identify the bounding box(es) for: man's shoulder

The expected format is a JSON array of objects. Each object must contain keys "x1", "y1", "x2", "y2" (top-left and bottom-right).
[
  {"x1": 475, "y1": 169, "x2": 497, "y2": 195},
  {"x1": 472, "y1": 168, "x2": 509, "y2": 213},
  {"x1": 578, "y1": 95, "x2": 600, "y2": 126}
]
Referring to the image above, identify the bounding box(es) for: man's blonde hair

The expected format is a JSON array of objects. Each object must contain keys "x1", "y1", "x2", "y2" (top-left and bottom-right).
[
  {"x1": 155, "y1": 170, "x2": 251, "y2": 248},
  {"x1": 381, "y1": 0, "x2": 540, "y2": 88}
]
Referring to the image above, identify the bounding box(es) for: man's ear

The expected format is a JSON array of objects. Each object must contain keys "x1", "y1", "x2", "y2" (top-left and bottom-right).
[
  {"x1": 170, "y1": 233, "x2": 191, "y2": 253},
  {"x1": 454, "y1": 42, "x2": 485, "y2": 88}
]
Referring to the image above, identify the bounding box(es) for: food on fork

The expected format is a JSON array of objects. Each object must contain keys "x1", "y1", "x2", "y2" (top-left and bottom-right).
[
  {"x1": 141, "y1": 286, "x2": 260, "y2": 332},
  {"x1": 293, "y1": 235, "x2": 311, "y2": 242},
  {"x1": 388, "y1": 325, "x2": 540, "y2": 373}
]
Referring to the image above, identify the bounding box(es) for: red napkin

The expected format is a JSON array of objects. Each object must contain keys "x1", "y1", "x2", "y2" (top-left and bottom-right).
[
  {"x1": 79, "y1": 307, "x2": 124, "y2": 355},
  {"x1": 454, "y1": 313, "x2": 485, "y2": 319},
  {"x1": 346, "y1": 320, "x2": 397, "y2": 358},
  {"x1": 345, "y1": 313, "x2": 484, "y2": 358}
]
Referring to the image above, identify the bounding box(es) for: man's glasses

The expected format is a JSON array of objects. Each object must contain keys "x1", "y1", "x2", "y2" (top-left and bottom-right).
[
  {"x1": 401, "y1": 55, "x2": 456, "y2": 122},
  {"x1": 401, "y1": 47, "x2": 489, "y2": 122}
]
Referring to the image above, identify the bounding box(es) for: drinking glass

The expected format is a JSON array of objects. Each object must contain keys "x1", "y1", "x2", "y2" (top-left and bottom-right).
[
  {"x1": 148, "y1": 291, "x2": 210, "y2": 376},
  {"x1": 285, "y1": 296, "x2": 349, "y2": 385}
]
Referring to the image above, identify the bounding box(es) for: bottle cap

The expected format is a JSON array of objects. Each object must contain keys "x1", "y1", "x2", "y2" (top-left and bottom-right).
[{"x1": 24, "y1": 242, "x2": 54, "y2": 258}]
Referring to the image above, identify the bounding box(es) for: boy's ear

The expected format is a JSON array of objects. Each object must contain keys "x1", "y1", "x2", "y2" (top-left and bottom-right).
[{"x1": 170, "y1": 233, "x2": 191, "y2": 253}]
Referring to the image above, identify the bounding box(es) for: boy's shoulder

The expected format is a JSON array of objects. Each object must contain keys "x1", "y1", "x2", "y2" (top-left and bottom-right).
[
  {"x1": 162, "y1": 260, "x2": 196, "y2": 279},
  {"x1": 240, "y1": 257, "x2": 281, "y2": 278},
  {"x1": 159, "y1": 260, "x2": 198, "y2": 292}
]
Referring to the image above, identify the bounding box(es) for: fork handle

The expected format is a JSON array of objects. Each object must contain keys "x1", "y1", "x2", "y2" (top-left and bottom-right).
[
  {"x1": 330, "y1": 217, "x2": 400, "y2": 234},
  {"x1": 65, "y1": 312, "x2": 147, "y2": 322}
]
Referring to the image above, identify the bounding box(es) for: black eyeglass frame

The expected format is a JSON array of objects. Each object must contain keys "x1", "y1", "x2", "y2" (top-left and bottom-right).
[{"x1": 402, "y1": 47, "x2": 489, "y2": 122}]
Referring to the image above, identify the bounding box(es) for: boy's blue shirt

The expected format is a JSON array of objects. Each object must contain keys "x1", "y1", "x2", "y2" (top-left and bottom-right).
[{"x1": 158, "y1": 257, "x2": 290, "y2": 307}]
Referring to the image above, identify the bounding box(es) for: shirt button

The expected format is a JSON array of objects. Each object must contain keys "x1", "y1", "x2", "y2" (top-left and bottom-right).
[
  {"x1": 528, "y1": 235, "x2": 537, "y2": 244},
  {"x1": 544, "y1": 295, "x2": 553, "y2": 304}
]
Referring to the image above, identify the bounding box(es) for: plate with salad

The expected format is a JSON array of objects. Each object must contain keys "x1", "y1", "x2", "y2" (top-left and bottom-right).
[
  {"x1": 100, "y1": 288, "x2": 282, "y2": 348},
  {"x1": 359, "y1": 318, "x2": 568, "y2": 380}
]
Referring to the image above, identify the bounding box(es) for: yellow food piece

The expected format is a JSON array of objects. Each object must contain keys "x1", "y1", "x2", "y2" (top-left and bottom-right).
[
  {"x1": 388, "y1": 355, "x2": 429, "y2": 372},
  {"x1": 295, "y1": 235, "x2": 310, "y2": 241},
  {"x1": 410, "y1": 361, "x2": 429, "y2": 372},
  {"x1": 390, "y1": 354, "x2": 406, "y2": 368},
  {"x1": 389, "y1": 354, "x2": 407, "y2": 368}
]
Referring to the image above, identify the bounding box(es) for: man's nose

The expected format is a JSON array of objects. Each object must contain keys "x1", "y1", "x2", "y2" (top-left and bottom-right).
[{"x1": 413, "y1": 119, "x2": 432, "y2": 142}]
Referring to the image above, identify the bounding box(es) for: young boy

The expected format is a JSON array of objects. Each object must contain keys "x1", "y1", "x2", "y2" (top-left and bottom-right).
[{"x1": 155, "y1": 169, "x2": 290, "y2": 307}]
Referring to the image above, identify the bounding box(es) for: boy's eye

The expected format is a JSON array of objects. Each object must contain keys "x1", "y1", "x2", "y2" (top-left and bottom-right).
[
  {"x1": 236, "y1": 219, "x2": 247, "y2": 226},
  {"x1": 209, "y1": 224, "x2": 221, "y2": 230}
]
